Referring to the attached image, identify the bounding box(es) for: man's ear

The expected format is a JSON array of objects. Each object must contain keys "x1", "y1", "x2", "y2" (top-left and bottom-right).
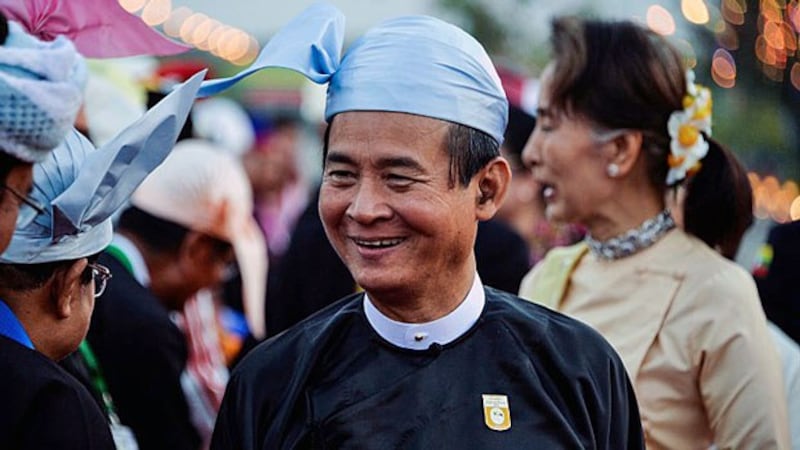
[
  {"x1": 475, "y1": 156, "x2": 512, "y2": 221},
  {"x1": 605, "y1": 130, "x2": 643, "y2": 178},
  {"x1": 178, "y1": 231, "x2": 208, "y2": 270},
  {"x1": 52, "y1": 258, "x2": 88, "y2": 319}
]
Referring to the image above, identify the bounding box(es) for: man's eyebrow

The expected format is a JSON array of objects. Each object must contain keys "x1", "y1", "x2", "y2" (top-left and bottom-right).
[
  {"x1": 374, "y1": 156, "x2": 425, "y2": 172},
  {"x1": 325, "y1": 151, "x2": 355, "y2": 165},
  {"x1": 325, "y1": 152, "x2": 426, "y2": 173},
  {"x1": 535, "y1": 106, "x2": 551, "y2": 118}
]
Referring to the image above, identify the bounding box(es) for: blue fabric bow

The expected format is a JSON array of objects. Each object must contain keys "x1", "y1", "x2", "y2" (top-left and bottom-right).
[
  {"x1": 1, "y1": 70, "x2": 205, "y2": 264},
  {"x1": 199, "y1": 2, "x2": 508, "y2": 145}
]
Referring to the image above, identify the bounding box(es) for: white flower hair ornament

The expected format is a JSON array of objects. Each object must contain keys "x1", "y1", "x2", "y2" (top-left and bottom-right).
[{"x1": 666, "y1": 70, "x2": 712, "y2": 186}]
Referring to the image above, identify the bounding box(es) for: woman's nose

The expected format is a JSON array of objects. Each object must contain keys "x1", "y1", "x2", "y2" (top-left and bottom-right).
[{"x1": 521, "y1": 126, "x2": 542, "y2": 170}]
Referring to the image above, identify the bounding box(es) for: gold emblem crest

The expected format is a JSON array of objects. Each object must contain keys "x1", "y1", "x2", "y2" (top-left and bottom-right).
[{"x1": 482, "y1": 394, "x2": 511, "y2": 431}]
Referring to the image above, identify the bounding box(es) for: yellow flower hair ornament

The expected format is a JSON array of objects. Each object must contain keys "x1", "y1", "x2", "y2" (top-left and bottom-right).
[{"x1": 666, "y1": 70, "x2": 712, "y2": 186}]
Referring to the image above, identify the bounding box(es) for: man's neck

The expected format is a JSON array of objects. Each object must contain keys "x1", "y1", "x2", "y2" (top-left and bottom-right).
[{"x1": 366, "y1": 267, "x2": 477, "y2": 323}]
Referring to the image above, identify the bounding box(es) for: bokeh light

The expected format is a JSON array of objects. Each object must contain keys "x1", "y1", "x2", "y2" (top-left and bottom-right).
[
  {"x1": 789, "y1": 2, "x2": 800, "y2": 32},
  {"x1": 119, "y1": 0, "x2": 147, "y2": 14},
  {"x1": 764, "y1": 20, "x2": 785, "y2": 50},
  {"x1": 711, "y1": 48, "x2": 737, "y2": 87},
  {"x1": 190, "y1": 18, "x2": 218, "y2": 49},
  {"x1": 682, "y1": 0, "x2": 710, "y2": 24},
  {"x1": 647, "y1": 5, "x2": 676, "y2": 35},
  {"x1": 722, "y1": 0, "x2": 747, "y2": 25},
  {"x1": 179, "y1": 13, "x2": 208, "y2": 43},
  {"x1": 750, "y1": 173, "x2": 800, "y2": 223},
  {"x1": 163, "y1": 6, "x2": 192, "y2": 38},
  {"x1": 141, "y1": 0, "x2": 171, "y2": 26},
  {"x1": 207, "y1": 25, "x2": 230, "y2": 56},
  {"x1": 761, "y1": 0, "x2": 785, "y2": 23},
  {"x1": 791, "y1": 62, "x2": 800, "y2": 90},
  {"x1": 233, "y1": 36, "x2": 260, "y2": 66},
  {"x1": 716, "y1": 21, "x2": 740, "y2": 49},
  {"x1": 791, "y1": 196, "x2": 800, "y2": 220}
]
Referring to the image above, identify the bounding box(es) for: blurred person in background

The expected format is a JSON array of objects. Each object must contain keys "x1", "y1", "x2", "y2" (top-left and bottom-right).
[
  {"x1": 519, "y1": 16, "x2": 789, "y2": 448},
  {"x1": 0, "y1": 33, "x2": 201, "y2": 450},
  {"x1": 87, "y1": 141, "x2": 265, "y2": 450},
  {"x1": 0, "y1": 12, "x2": 112, "y2": 449},
  {"x1": 246, "y1": 115, "x2": 310, "y2": 260},
  {"x1": 0, "y1": 12, "x2": 84, "y2": 253},
  {"x1": 754, "y1": 220, "x2": 800, "y2": 347}
]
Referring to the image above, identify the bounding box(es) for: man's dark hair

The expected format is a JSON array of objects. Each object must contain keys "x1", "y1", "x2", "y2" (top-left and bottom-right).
[
  {"x1": 0, "y1": 11, "x2": 8, "y2": 45},
  {"x1": 0, "y1": 152, "x2": 24, "y2": 186},
  {"x1": 117, "y1": 206, "x2": 189, "y2": 254},
  {"x1": 445, "y1": 123, "x2": 499, "y2": 187},
  {"x1": 0, "y1": 254, "x2": 97, "y2": 291},
  {"x1": 322, "y1": 119, "x2": 499, "y2": 188}
]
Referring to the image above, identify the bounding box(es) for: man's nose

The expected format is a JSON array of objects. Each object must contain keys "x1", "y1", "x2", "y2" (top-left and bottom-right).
[{"x1": 346, "y1": 179, "x2": 393, "y2": 224}]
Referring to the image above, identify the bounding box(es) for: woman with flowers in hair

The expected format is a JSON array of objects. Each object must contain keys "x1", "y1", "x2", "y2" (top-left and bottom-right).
[{"x1": 518, "y1": 17, "x2": 789, "y2": 449}]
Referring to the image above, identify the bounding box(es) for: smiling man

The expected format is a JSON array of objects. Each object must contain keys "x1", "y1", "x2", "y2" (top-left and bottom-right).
[{"x1": 210, "y1": 5, "x2": 643, "y2": 449}]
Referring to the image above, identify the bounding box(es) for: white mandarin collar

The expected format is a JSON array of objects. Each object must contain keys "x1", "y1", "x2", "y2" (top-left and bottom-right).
[
  {"x1": 110, "y1": 233, "x2": 151, "y2": 287},
  {"x1": 364, "y1": 273, "x2": 485, "y2": 350}
]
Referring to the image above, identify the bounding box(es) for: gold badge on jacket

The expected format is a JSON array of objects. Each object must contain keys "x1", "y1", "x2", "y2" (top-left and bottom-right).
[{"x1": 482, "y1": 394, "x2": 511, "y2": 431}]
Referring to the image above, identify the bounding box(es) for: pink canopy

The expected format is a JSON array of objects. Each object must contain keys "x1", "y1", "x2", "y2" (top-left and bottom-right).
[{"x1": 0, "y1": 0, "x2": 189, "y2": 57}]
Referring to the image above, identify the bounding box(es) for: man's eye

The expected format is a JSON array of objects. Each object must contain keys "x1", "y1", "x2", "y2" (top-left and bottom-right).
[
  {"x1": 386, "y1": 174, "x2": 415, "y2": 187},
  {"x1": 326, "y1": 170, "x2": 356, "y2": 183}
]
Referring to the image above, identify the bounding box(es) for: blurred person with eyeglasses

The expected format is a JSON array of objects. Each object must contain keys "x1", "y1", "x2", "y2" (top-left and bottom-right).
[
  {"x1": 85, "y1": 139, "x2": 266, "y2": 450},
  {"x1": 0, "y1": 54, "x2": 202, "y2": 450}
]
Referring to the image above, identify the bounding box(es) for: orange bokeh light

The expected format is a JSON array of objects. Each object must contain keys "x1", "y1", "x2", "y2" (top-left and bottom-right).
[
  {"x1": 764, "y1": 20, "x2": 785, "y2": 50},
  {"x1": 682, "y1": 0, "x2": 711, "y2": 24},
  {"x1": 789, "y1": 2, "x2": 800, "y2": 31},
  {"x1": 711, "y1": 48, "x2": 737, "y2": 88},
  {"x1": 791, "y1": 196, "x2": 800, "y2": 220},
  {"x1": 722, "y1": 0, "x2": 747, "y2": 25},
  {"x1": 791, "y1": 62, "x2": 800, "y2": 90},
  {"x1": 647, "y1": 5, "x2": 677, "y2": 35},
  {"x1": 761, "y1": 0, "x2": 785, "y2": 22}
]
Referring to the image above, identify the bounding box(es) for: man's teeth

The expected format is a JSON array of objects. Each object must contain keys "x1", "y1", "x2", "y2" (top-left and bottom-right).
[
  {"x1": 355, "y1": 238, "x2": 403, "y2": 248},
  {"x1": 543, "y1": 186, "x2": 555, "y2": 199}
]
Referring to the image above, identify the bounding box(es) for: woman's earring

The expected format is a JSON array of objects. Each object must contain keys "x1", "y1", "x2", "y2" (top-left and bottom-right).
[{"x1": 606, "y1": 163, "x2": 620, "y2": 178}]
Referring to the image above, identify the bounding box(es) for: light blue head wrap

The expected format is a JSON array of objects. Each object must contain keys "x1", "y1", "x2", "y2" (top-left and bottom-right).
[
  {"x1": 0, "y1": 71, "x2": 204, "y2": 264},
  {"x1": 0, "y1": 21, "x2": 86, "y2": 163},
  {"x1": 199, "y1": 3, "x2": 508, "y2": 145}
]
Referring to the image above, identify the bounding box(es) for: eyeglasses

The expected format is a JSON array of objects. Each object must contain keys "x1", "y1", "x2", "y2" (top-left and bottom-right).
[
  {"x1": 87, "y1": 262, "x2": 112, "y2": 298},
  {"x1": 1, "y1": 183, "x2": 45, "y2": 215}
]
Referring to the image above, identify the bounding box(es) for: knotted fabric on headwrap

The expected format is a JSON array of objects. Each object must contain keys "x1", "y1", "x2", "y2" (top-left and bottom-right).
[
  {"x1": 197, "y1": 2, "x2": 344, "y2": 96},
  {"x1": 199, "y1": 2, "x2": 508, "y2": 145},
  {"x1": 0, "y1": 70, "x2": 205, "y2": 264},
  {"x1": 131, "y1": 140, "x2": 268, "y2": 339},
  {"x1": 0, "y1": 0, "x2": 189, "y2": 57},
  {"x1": 0, "y1": 20, "x2": 85, "y2": 163}
]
